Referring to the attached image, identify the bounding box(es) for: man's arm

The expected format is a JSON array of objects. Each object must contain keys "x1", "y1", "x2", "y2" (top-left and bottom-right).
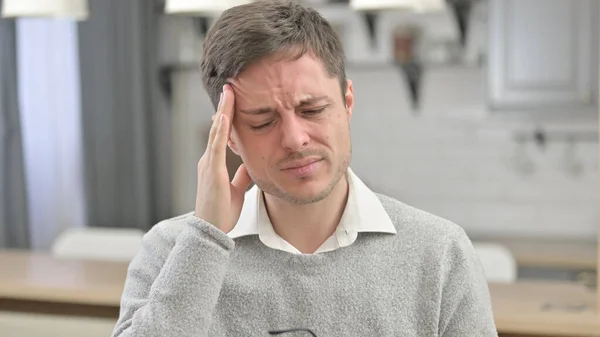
[
  {"x1": 438, "y1": 228, "x2": 498, "y2": 337},
  {"x1": 112, "y1": 84, "x2": 250, "y2": 337},
  {"x1": 111, "y1": 215, "x2": 235, "y2": 337}
]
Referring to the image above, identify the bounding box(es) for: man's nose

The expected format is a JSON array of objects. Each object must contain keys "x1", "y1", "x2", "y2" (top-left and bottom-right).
[{"x1": 280, "y1": 115, "x2": 310, "y2": 151}]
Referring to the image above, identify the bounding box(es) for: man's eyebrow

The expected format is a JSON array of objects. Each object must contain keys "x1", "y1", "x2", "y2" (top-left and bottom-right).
[
  {"x1": 239, "y1": 96, "x2": 330, "y2": 115},
  {"x1": 298, "y1": 95, "x2": 329, "y2": 106},
  {"x1": 239, "y1": 107, "x2": 275, "y2": 115}
]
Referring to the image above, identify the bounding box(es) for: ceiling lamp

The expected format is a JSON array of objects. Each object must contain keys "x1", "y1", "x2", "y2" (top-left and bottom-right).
[
  {"x1": 165, "y1": 0, "x2": 253, "y2": 14},
  {"x1": 1, "y1": 0, "x2": 88, "y2": 20},
  {"x1": 349, "y1": 0, "x2": 446, "y2": 12},
  {"x1": 411, "y1": 0, "x2": 447, "y2": 13},
  {"x1": 165, "y1": 0, "x2": 253, "y2": 38},
  {"x1": 349, "y1": 0, "x2": 418, "y2": 11}
]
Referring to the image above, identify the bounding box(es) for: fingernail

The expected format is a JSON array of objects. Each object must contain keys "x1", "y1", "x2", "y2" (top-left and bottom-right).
[{"x1": 220, "y1": 114, "x2": 226, "y2": 125}]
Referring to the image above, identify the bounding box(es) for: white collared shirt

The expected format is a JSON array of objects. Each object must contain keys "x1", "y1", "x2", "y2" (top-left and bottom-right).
[{"x1": 228, "y1": 168, "x2": 397, "y2": 254}]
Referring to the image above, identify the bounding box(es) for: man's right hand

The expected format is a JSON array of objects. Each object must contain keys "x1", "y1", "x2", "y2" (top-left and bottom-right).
[{"x1": 194, "y1": 84, "x2": 253, "y2": 234}]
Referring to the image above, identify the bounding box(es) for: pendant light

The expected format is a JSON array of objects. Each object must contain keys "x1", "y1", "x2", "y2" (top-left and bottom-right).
[
  {"x1": 165, "y1": 0, "x2": 253, "y2": 14},
  {"x1": 411, "y1": 0, "x2": 447, "y2": 13},
  {"x1": 349, "y1": 0, "x2": 417, "y2": 11},
  {"x1": 2, "y1": 0, "x2": 88, "y2": 20},
  {"x1": 165, "y1": 0, "x2": 253, "y2": 38},
  {"x1": 349, "y1": 0, "x2": 446, "y2": 11}
]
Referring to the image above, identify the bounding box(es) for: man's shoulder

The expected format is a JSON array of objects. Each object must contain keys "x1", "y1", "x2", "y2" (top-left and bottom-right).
[
  {"x1": 374, "y1": 193, "x2": 471, "y2": 245},
  {"x1": 372, "y1": 195, "x2": 496, "y2": 335},
  {"x1": 143, "y1": 211, "x2": 196, "y2": 246}
]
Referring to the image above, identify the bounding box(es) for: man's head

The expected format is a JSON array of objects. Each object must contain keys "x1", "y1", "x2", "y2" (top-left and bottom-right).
[{"x1": 200, "y1": 0, "x2": 354, "y2": 205}]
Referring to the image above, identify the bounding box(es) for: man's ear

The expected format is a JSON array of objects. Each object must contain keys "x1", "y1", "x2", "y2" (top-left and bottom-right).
[
  {"x1": 228, "y1": 136, "x2": 240, "y2": 156},
  {"x1": 344, "y1": 79, "x2": 354, "y2": 120}
]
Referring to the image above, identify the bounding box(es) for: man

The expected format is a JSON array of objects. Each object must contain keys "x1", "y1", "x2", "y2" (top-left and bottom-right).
[{"x1": 112, "y1": 1, "x2": 497, "y2": 336}]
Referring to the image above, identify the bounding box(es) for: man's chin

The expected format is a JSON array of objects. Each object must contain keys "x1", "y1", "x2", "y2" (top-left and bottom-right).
[
  {"x1": 252, "y1": 165, "x2": 345, "y2": 205},
  {"x1": 277, "y1": 189, "x2": 331, "y2": 205},
  {"x1": 274, "y1": 176, "x2": 339, "y2": 205}
]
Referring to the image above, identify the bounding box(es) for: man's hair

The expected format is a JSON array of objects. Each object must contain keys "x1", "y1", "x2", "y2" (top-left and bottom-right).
[{"x1": 200, "y1": 0, "x2": 347, "y2": 110}]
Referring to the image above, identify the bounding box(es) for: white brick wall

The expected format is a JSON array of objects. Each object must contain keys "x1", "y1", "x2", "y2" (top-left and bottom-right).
[{"x1": 347, "y1": 66, "x2": 597, "y2": 241}]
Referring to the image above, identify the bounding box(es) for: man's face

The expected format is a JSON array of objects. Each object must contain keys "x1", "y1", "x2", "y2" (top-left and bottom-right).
[{"x1": 228, "y1": 52, "x2": 354, "y2": 205}]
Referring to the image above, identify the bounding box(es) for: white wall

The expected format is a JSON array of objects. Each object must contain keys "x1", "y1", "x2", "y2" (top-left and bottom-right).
[{"x1": 166, "y1": 5, "x2": 598, "y2": 241}]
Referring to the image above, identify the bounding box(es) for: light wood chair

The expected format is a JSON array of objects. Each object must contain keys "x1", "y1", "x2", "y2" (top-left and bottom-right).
[
  {"x1": 473, "y1": 242, "x2": 518, "y2": 283},
  {"x1": 51, "y1": 227, "x2": 145, "y2": 262}
]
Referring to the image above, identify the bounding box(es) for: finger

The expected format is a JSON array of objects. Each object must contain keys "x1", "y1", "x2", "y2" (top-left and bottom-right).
[
  {"x1": 210, "y1": 86, "x2": 235, "y2": 163},
  {"x1": 219, "y1": 84, "x2": 235, "y2": 123},
  {"x1": 207, "y1": 91, "x2": 224, "y2": 148},
  {"x1": 210, "y1": 113, "x2": 230, "y2": 166},
  {"x1": 231, "y1": 163, "x2": 252, "y2": 192}
]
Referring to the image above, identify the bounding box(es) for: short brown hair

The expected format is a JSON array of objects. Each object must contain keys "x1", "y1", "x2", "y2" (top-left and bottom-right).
[{"x1": 200, "y1": 0, "x2": 347, "y2": 110}]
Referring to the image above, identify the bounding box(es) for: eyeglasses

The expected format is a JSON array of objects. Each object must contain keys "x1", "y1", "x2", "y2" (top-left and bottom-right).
[{"x1": 269, "y1": 328, "x2": 318, "y2": 336}]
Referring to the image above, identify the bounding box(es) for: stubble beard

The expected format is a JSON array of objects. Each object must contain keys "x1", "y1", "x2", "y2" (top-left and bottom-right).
[{"x1": 250, "y1": 142, "x2": 352, "y2": 206}]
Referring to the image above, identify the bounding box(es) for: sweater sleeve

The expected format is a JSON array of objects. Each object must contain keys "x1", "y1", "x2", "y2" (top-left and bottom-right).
[
  {"x1": 438, "y1": 228, "x2": 499, "y2": 337},
  {"x1": 111, "y1": 215, "x2": 235, "y2": 337}
]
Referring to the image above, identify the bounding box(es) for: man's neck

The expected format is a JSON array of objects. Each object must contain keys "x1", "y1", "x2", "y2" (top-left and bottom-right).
[{"x1": 263, "y1": 174, "x2": 349, "y2": 254}]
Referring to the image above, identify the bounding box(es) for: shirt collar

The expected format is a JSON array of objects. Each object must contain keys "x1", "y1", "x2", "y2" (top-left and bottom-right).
[{"x1": 227, "y1": 168, "x2": 397, "y2": 239}]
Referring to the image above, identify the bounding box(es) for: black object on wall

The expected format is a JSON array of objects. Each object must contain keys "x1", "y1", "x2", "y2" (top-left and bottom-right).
[
  {"x1": 398, "y1": 62, "x2": 422, "y2": 111},
  {"x1": 362, "y1": 11, "x2": 379, "y2": 48},
  {"x1": 193, "y1": 16, "x2": 211, "y2": 37},
  {"x1": 447, "y1": 0, "x2": 473, "y2": 47}
]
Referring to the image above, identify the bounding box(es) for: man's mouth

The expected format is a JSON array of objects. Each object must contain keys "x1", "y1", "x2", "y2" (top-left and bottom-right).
[{"x1": 280, "y1": 157, "x2": 322, "y2": 170}]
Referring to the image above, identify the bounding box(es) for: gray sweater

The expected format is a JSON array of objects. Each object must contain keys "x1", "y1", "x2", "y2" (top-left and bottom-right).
[{"x1": 112, "y1": 194, "x2": 498, "y2": 337}]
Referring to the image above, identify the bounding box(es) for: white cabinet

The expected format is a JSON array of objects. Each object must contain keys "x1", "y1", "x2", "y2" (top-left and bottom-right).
[{"x1": 487, "y1": 0, "x2": 599, "y2": 116}]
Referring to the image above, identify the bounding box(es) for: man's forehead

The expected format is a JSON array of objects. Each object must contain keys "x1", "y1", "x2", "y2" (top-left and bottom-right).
[
  {"x1": 228, "y1": 54, "x2": 337, "y2": 110},
  {"x1": 230, "y1": 73, "x2": 332, "y2": 104},
  {"x1": 234, "y1": 53, "x2": 328, "y2": 84}
]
